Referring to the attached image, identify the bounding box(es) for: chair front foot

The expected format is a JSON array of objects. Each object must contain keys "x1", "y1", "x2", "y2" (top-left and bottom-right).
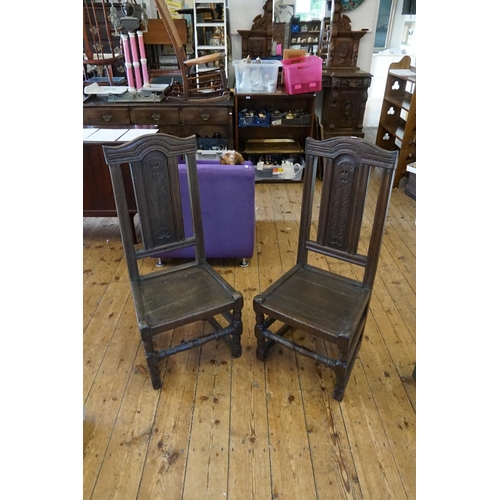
[
  {"x1": 231, "y1": 342, "x2": 243, "y2": 358},
  {"x1": 146, "y1": 355, "x2": 162, "y2": 390},
  {"x1": 230, "y1": 310, "x2": 243, "y2": 358},
  {"x1": 333, "y1": 384, "x2": 345, "y2": 402},
  {"x1": 254, "y1": 311, "x2": 268, "y2": 362},
  {"x1": 256, "y1": 345, "x2": 268, "y2": 362}
]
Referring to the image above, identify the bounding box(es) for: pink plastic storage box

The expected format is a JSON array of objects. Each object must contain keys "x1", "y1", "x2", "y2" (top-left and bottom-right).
[{"x1": 282, "y1": 55, "x2": 323, "y2": 95}]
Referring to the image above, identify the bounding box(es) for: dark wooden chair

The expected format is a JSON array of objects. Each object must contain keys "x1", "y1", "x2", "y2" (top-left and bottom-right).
[
  {"x1": 102, "y1": 133, "x2": 243, "y2": 390},
  {"x1": 152, "y1": 0, "x2": 228, "y2": 101},
  {"x1": 253, "y1": 136, "x2": 398, "y2": 401}
]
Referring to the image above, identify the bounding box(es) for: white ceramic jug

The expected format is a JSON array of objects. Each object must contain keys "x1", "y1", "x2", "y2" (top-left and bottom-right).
[{"x1": 282, "y1": 161, "x2": 302, "y2": 179}]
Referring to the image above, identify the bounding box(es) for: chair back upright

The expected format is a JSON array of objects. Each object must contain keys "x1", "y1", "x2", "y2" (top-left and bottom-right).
[
  {"x1": 153, "y1": 0, "x2": 227, "y2": 100},
  {"x1": 154, "y1": 0, "x2": 189, "y2": 68},
  {"x1": 299, "y1": 136, "x2": 398, "y2": 290},
  {"x1": 102, "y1": 133, "x2": 205, "y2": 283}
]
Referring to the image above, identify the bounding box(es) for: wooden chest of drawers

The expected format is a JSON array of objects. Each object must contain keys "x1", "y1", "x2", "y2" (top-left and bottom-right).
[
  {"x1": 83, "y1": 97, "x2": 235, "y2": 219},
  {"x1": 83, "y1": 99, "x2": 234, "y2": 143},
  {"x1": 83, "y1": 106, "x2": 131, "y2": 126},
  {"x1": 181, "y1": 107, "x2": 230, "y2": 125},
  {"x1": 130, "y1": 107, "x2": 180, "y2": 125}
]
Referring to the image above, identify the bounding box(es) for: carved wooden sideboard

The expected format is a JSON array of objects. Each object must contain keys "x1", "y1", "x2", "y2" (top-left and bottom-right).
[
  {"x1": 321, "y1": 68, "x2": 372, "y2": 138},
  {"x1": 319, "y1": 0, "x2": 371, "y2": 138}
]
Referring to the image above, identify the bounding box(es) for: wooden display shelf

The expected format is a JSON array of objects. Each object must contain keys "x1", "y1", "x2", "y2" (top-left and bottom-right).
[
  {"x1": 234, "y1": 90, "x2": 315, "y2": 183},
  {"x1": 376, "y1": 56, "x2": 416, "y2": 188},
  {"x1": 390, "y1": 69, "x2": 416, "y2": 83},
  {"x1": 385, "y1": 92, "x2": 413, "y2": 112},
  {"x1": 244, "y1": 139, "x2": 303, "y2": 154},
  {"x1": 379, "y1": 119, "x2": 407, "y2": 142}
]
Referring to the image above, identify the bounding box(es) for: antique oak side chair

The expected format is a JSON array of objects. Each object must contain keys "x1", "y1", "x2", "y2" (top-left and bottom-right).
[
  {"x1": 102, "y1": 133, "x2": 243, "y2": 389},
  {"x1": 253, "y1": 136, "x2": 398, "y2": 401},
  {"x1": 152, "y1": 0, "x2": 228, "y2": 101}
]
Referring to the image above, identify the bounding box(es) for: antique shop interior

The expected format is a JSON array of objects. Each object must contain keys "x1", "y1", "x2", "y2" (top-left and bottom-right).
[
  {"x1": 84, "y1": 0, "x2": 416, "y2": 191},
  {"x1": 83, "y1": 1, "x2": 417, "y2": 499}
]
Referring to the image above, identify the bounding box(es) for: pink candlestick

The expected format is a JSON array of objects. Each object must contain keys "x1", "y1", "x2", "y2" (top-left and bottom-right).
[
  {"x1": 121, "y1": 35, "x2": 135, "y2": 90},
  {"x1": 140, "y1": 59, "x2": 150, "y2": 86},
  {"x1": 133, "y1": 61, "x2": 143, "y2": 89},
  {"x1": 129, "y1": 32, "x2": 143, "y2": 89},
  {"x1": 137, "y1": 31, "x2": 150, "y2": 86},
  {"x1": 137, "y1": 31, "x2": 147, "y2": 59}
]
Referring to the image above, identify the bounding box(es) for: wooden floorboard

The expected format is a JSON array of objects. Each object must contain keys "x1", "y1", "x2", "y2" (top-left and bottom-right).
[{"x1": 83, "y1": 132, "x2": 416, "y2": 499}]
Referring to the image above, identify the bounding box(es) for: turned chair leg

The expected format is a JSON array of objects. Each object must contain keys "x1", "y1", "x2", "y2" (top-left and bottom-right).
[
  {"x1": 146, "y1": 354, "x2": 162, "y2": 390},
  {"x1": 255, "y1": 312, "x2": 267, "y2": 361},
  {"x1": 333, "y1": 372, "x2": 347, "y2": 401},
  {"x1": 231, "y1": 309, "x2": 243, "y2": 358},
  {"x1": 141, "y1": 332, "x2": 162, "y2": 389}
]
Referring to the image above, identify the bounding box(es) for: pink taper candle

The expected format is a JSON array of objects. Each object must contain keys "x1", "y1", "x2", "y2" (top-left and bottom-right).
[
  {"x1": 121, "y1": 34, "x2": 135, "y2": 91},
  {"x1": 137, "y1": 31, "x2": 150, "y2": 87},
  {"x1": 128, "y1": 32, "x2": 143, "y2": 89}
]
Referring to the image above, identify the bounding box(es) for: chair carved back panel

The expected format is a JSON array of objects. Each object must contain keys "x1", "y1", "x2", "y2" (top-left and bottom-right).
[
  {"x1": 103, "y1": 133, "x2": 204, "y2": 283},
  {"x1": 316, "y1": 154, "x2": 371, "y2": 255},
  {"x1": 300, "y1": 137, "x2": 398, "y2": 289},
  {"x1": 129, "y1": 152, "x2": 185, "y2": 250}
]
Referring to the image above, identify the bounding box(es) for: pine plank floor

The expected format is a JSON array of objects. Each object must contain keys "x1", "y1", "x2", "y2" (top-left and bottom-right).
[{"x1": 83, "y1": 128, "x2": 416, "y2": 499}]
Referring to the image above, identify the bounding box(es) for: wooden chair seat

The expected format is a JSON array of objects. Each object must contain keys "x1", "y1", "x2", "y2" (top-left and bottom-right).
[
  {"x1": 256, "y1": 264, "x2": 370, "y2": 339},
  {"x1": 135, "y1": 265, "x2": 240, "y2": 331}
]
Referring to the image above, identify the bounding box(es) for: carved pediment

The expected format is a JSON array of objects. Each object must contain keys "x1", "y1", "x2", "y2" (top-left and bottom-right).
[
  {"x1": 325, "y1": 0, "x2": 367, "y2": 69},
  {"x1": 238, "y1": 0, "x2": 274, "y2": 58}
]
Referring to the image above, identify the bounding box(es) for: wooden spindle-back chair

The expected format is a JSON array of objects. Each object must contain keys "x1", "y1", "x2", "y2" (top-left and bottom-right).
[{"x1": 83, "y1": 0, "x2": 124, "y2": 85}]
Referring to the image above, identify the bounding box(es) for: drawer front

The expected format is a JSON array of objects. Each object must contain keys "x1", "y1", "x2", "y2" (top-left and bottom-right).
[
  {"x1": 131, "y1": 107, "x2": 180, "y2": 125},
  {"x1": 182, "y1": 107, "x2": 229, "y2": 125},
  {"x1": 83, "y1": 107, "x2": 131, "y2": 126}
]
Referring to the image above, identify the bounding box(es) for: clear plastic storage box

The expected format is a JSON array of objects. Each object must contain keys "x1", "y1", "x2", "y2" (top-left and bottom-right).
[{"x1": 233, "y1": 59, "x2": 281, "y2": 94}]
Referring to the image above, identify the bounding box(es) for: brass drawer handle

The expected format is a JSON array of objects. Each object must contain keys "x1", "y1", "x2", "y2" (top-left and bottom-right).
[
  {"x1": 151, "y1": 113, "x2": 161, "y2": 122},
  {"x1": 200, "y1": 112, "x2": 210, "y2": 121},
  {"x1": 102, "y1": 114, "x2": 112, "y2": 122}
]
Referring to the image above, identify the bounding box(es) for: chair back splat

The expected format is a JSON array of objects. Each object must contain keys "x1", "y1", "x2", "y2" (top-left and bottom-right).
[
  {"x1": 102, "y1": 133, "x2": 243, "y2": 390},
  {"x1": 253, "y1": 136, "x2": 398, "y2": 401}
]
